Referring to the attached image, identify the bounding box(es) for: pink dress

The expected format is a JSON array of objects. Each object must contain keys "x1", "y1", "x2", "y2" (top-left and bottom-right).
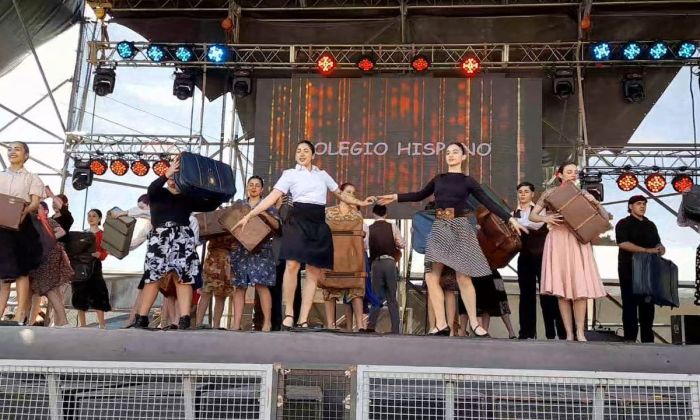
[{"x1": 538, "y1": 187, "x2": 607, "y2": 300}]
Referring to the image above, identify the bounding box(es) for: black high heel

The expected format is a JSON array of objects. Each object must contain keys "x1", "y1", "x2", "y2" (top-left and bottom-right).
[
  {"x1": 295, "y1": 321, "x2": 309, "y2": 330},
  {"x1": 281, "y1": 315, "x2": 294, "y2": 331},
  {"x1": 429, "y1": 326, "x2": 451, "y2": 336},
  {"x1": 469, "y1": 324, "x2": 490, "y2": 338}
]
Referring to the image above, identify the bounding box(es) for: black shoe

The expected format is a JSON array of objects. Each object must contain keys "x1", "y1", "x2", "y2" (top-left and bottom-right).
[
  {"x1": 281, "y1": 315, "x2": 294, "y2": 331},
  {"x1": 134, "y1": 315, "x2": 149, "y2": 329},
  {"x1": 162, "y1": 324, "x2": 178, "y2": 331},
  {"x1": 178, "y1": 315, "x2": 191, "y2": 330},
  {"x1": 429, "y1": 326, "x2": 451, "y2": 336}
]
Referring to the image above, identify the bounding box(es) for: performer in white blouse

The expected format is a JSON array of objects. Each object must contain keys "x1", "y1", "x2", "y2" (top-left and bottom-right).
[
  {"x1": 0, "y1": 141, "x2": 45, "y2": 325},
  {"x1": 234, "y1": 141, "x2": 374, "y2": 330}
]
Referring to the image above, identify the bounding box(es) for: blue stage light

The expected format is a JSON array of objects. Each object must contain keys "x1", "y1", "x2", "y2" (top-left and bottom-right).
[
  {"x1": 146, "y1": 45, "x2": 167, "y2": 62},
  {"x1": 206, "y1": 44, "x2": 229, "y2": 64},
  {"x1": 677, "y1": 42, "x2": 697, "y2": 59},
  {"x1": 174, "y1": 45, "x2": 194, "y2": 62},
  {"x1": 116, "y1": 41, "x2": 136, "y2": 59},
  {"x1": 590, "y1": 42, "x2": 611, "y2": 61},
  {"x1": 648, "y1": 42, "x2": 669, "y2": 60},
  {"x1": 621, "y1": 42, "x2": 642, "y2": 61}
]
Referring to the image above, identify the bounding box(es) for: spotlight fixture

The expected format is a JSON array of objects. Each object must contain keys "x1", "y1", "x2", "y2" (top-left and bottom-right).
[
  {"x1": 590, "y1": 42, "x2": 612, "y2": 61},
  {"x1": 581, "y1": 172, "x2": 604, "y2": 201},
  {"x1": 89, "y1": 157, "x2": 108, "y2": 176},
  {"x1": 110, "y1": 158, "x2": 129, "y2": 176},
  {"x1": 131, "y1": 159, "x2": 150, "y2": 177},
  {"x1": 622, "y1": 73, "x2": 645, "y2": 103},
  {"x1": 173, "y1": 45, "x2": 195, "y2": 62},
  {"x1": 621, "y1": 42, "x2": 642, "y2": 61},
  {"x1": 616, "y1": 172, "x2": 639, "y2": 192},
  {"x1": 460, "y1": 56, "x2": 481, "y2": 78},
  {"x1": 316, "y1": 52, "x2": 337, "y2": 76},
  {"x1": 553, "y1": 68, "x2": 574, "y2": 99},
  {"x1": 676, "y1": 41, "x2": 697, "y2": 59},
  {"x1": 116, "y1": 41, "x2": 136, "y2": 59},
  {"x1": 72, "y1": 160, "x2": 93, "y2": 191},
  {"x1": 173, "y1": 70, "x2": 195, "y2": 100},
  {"x1": 648, "y1": 41, "x2": 669, "y2": 60},
  {"x1": 672, "y1": 173, "x2": 694, "y2": 193},
  {"x1": 93, "y1": 67, "x2": 116, "y2": 97},
  {"x1": 206, "y1": 44, "x2": 230, "y2": 64},
  {"x1": 644, "y1": 171, "x2": 666, "y2": 193},
  {"x1": 356, "y1": 55, "x2": 376, "y2": 73},
  {"x1": 146, "y1": 44, "x2": 167, "y2": 62},
  {"x1": 411, "y1": 54, "x2": 430, "y2": 72},
  {"x1": 153, "y1": 158, "x2": 171, "y2": 177},
  {"x1": 232, "y1": 70, "x2": 252, "y2": 97}
]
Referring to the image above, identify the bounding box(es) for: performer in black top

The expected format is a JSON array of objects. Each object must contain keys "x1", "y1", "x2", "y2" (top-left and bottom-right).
[
  {"x1": 615, "y1": 195, "x2": 664, "y2": 343},
  {"x1": 134, "y1": 156, "x2": 219, "y2": 329},
  {"x1": 378, "y1": 142, "x2": 526, "y2": 336},
  {"x1": 234, "y1": 141, "x2": 373, "y2": 330}
]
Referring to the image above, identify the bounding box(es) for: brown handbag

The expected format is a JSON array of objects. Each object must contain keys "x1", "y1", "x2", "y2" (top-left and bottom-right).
[
  {"x1": 0, "y1": 193, "x2": 27, "y2": 231},
  {"x1": 196, "y1": 208, "x2": 232, "y2": 239},
  {"x1": 545, "y1": 182, "x2": 612, "y2": 244},
  {"x1": 219, "y1": 204, "x2": 273, "y2": 252},
  {"x1": 475, "y1": 206, "x2": 522, "y2": 269}
]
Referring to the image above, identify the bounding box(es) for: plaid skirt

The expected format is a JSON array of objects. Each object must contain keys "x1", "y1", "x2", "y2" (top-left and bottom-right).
[
  {"x1": 142, "y1": 222, "x2": 201, "y2": 286},
  {"x1": 425, "y1": 217, "x2": 491, "y2": 279}
]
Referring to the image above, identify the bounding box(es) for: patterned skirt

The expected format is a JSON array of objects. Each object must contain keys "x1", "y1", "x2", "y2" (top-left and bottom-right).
[
  {"x1": 201, "y1": 247, "x2": 234, "y2": 296},
  {"x1": 30, "y1": 244, "x2": 74, "y2": 296},
  {"x1": 142, "y1": 222, "x2": 201, "y2": 286},
  {"x1": 425, "y1": 217, "x2": 491, "y2": 279},
  {"x1": 231, "y1": 243, "x2": 277, "y2": 288}
]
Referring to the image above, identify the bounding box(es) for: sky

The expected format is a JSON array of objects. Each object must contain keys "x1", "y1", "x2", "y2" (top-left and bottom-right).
[{"x1": 0, "y1": 16, "x2": 699, "y2": 281}]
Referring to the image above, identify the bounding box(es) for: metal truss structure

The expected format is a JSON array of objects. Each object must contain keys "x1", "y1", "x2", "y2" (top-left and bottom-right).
[
  {"x1": 585, "y1": 143, "x2": 700, "y2": 174},
  {"x1": 65, "y1": 133, "x2": 209, "y2": 160},
  {"x1": 89, "y1": 41, "x2": 700, "y2": 71}
]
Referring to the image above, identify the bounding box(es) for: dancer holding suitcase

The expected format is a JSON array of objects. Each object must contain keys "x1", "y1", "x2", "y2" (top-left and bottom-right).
[
  {"x1": 233, "y1": 141, "x2": 374, "y2": 330},
  {"x1": 377, "y1": 142, "x2": 527, "y2": 337},
  {"x1": 528, "y1": 161, "x2": 607, "y2": 342}
]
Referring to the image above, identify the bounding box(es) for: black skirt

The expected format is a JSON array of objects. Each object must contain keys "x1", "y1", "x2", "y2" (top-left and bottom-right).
[
  {"x1": 0, "y1": 216, "x2": 42, "y2": 282},
  {"x1": 71, "y1": 260, "x2": 112, "y2": 312},
  {"x1": 279, "y1": 202, "x2": 333, "y2": 270}
]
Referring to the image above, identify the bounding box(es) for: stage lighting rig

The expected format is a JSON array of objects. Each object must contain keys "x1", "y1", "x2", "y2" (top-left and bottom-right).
[
  {"x1": 581, "y1": 172, "x2": 604, "y2": 201},
  {"x1": 173, "y1": 70, "x2": 195, "y2": 100},
  {"x1": 460, "y1": 56, "x2": 481, "y2": 78},
  {"x1": 676, "y1": 42, "x2": 697, "y2": 59},
  {"x1": 616, "y1": 170, "x2": 639, "y2": 192},
  {"x1": 116, "y1": 41, "x2": 136, "y2": 59},
  {"x1": 316, "y1": 53, "x2": 337, "y2": 76},
  {"x1": 672, "y1": 172, "x2": 694, "y2": 193},
  {"x1": 110, "y1": 157, "x2": 129, "y2": 176},
  {"x1": 93, "y1": 67, "x2": 116, "y2": 97},
  {"x1": 174, "y1": 45, "x2": 195, "y2": 62},
  {"x1": 622, "y1": 73, "x2": 644, "y2": 103},
  {"x1": 232, "y1": 70, "x2": 252, "y2": 97},
  {"x1": 153, "y1": 158, "x2": 171, "y2": 177},
  {"x1": 72, "y1": 160, "x2": 93, "y2": 191},
  {"x1": 621, "y1": 42, "x2": 642, "y2": 61},
  {"x1": 645, "y1": 169, "x2": 666, "y2": 193},
  {"x1": 590, "y1": 42, "x2": 611, "y2": 61},
  {"x1": 146, "y1": 45, "x2": 167, "y2": 62},
  {"x1": 356, "y1": 55, "x2": 376, "y2": 74},
  {"x1": 131, "y1": 159, "x2": 150, "y2": 177},
  {"x1": 553, "y1": 68, "x2": 574, "y2": 99},
  {"x1": 648, "y1": 41, "x2": 669, "y2": 60},
  {"x1": 207, "y1": 44, "x2": 230, "y2": 64},
  {"x1": 89, "y1": 157, "x2": 108, "y2": 176},
  {"x1": 411, "y1": 55, "x2": 430, "y2": 73}
]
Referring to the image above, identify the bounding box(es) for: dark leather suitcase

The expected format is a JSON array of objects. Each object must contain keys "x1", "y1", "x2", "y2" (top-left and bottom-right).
[
  {"x1": 544, "y1": 181, "x2": 611, "y2": 244},
  {"x1": 175, "y1": 152, "x2": 236, "y2": 202},
  {"x1": 196, "y1": 207, "x2": 232, "y2": 239},
  {"x1": 476, "y1": 207, "x2": 522, "y2": 269},
  {"x1": 64, "y1": 231, "x2": 96, "y2": 262},
  {"x1": 102, "y1": 207, "x2": 136, "y2": 259},
  {"x1": 632, "y1": 253, "x2": 679, "y2": 307},
  {"x1": 0, "y1": 193, "x2": 26, "y2": 231},
  {"x1": 671, "y1": 315, "x2": 700, "y2": 344},
  {"x1": 219, "y1": 204, "x2": 273, "y2": 252}
]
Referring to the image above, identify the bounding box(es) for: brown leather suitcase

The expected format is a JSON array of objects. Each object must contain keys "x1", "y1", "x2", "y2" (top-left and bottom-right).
[
  {"x1": 476, "y1": 207, "x2": 522, "y2": 269},
  {"x1": 196, "y1": 208, "x2": 232, "y2": 239},
  {"x1": 321, "y1": 218, "x2": 366, "y2": 289},
  {"x1": 0, "y1": 193, "x2": 26, "y2": 231},
  {"x1": 102, "y1": 207, "x2": 136, "y2": 259},
  {"x1": 545, "y1": 182, "x2": 612, "y2": 244},
  {"x1": 219, "y1": 204, "x2": 272, "y2": 252},
  {"x1": 318, "y1": 274, "x2": 365, "y2": 290}
]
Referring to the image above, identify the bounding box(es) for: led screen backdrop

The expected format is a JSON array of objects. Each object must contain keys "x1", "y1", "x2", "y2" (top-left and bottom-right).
[{"x1": 254, "y1": 76, "x2": 542, "y2": 218}]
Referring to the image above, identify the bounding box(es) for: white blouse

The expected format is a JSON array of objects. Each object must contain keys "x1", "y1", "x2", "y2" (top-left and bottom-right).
[
  {"x1": 273, "y1": 164, "x2": 339, "y2": 205},
  {"x1": 0, "y1": 167, "x2": 44, "y2": 202}
]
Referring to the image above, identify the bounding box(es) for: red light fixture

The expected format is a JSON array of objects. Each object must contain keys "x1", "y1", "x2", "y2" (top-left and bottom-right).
[
  {"x1": 616, "y1": 172, "x2": 639, "y2": 191},
  {"x1": 356, "y1": 55, "x2": 375, "y2": 73},
  {"x1": 110, "y1": 158, "x2": 129, "y2": 176},
  {"x1": 89, "y1": 158, "x2": 108, "y2": 176},
  {"x1": 644, "y1": 172, "x2": 666, "y2": 193},
  {"x1": 460, "y1": 56, "x2": 481, "y2": 77},
  {"x1": 316, "y1": 52, "x2": 337, "y2": 76},
  {"x1": 671, "y1": 173, "x2": 693, "y2": 193},
  {"x1": 131, "y1": 159, "x2": 150, "y2": 177},
  {"x1": 411, "y1": 54, "x2": 430, "y2": 73},
  {"x1": 153, "y1": 159, "x2": 171, "y2": 177}
]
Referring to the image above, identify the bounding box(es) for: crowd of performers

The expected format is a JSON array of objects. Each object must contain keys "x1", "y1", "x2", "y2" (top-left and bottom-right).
[{"x1": 0, "y1": 140, "x2": 666, "y2": 342}]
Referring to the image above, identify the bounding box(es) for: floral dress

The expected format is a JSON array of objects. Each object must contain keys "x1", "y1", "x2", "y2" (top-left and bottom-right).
[
  {"x1": 202, "y1": 235, "x2": 237, "y2": 296},
  {"x1": 230, "y1": 199, "x2": 279, "y2": 287}
]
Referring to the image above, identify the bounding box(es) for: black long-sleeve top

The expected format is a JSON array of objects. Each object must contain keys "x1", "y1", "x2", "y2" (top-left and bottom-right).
[
  {"x1": 52, "y1": 209, "x2": 74, "y2": 243},
  {"x1": 148, "y1": 176, "x2": 220, "y2": 227},
  {"x1": 397, "y1": 173, "x2": 512, "y2": 222}
]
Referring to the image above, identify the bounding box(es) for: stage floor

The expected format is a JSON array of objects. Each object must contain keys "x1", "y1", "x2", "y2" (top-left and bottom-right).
[{"x1": 1, "y1": 326, "x2": 699, "y2": 374}]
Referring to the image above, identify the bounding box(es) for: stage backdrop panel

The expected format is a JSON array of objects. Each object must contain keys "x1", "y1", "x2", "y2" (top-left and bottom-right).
[{"x1": 254, "y1": 76, "x2": 542, "y2": 218}]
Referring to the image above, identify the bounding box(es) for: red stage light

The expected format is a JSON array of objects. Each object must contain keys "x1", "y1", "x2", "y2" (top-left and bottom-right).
[
  {"x1": 411, "y1": 55, "x2": 430, "y2": 72},
  {"x1": 131, "y1": 159, "x2": 150, "y2": 177},
  {"x1": 460, "y1": 56, "x2": 481, "y2": 77},
  {"x1": 672, "y1": 173, "x2": 693, "y2": 193},
  {"x1": 153, "y1": 159, "x2": 171, "y2": 177},
  {"x1": 110, "y1": 158, "x2": 129, "y2": 176},
  {"x1": 616, "y1": 172, "x2": 638, "y2": 192},
  {"x1": 356, "y1": 56, "x2": 375, "y2": 73},
  {"x1": 316, "y1": 53, "x2": 337, "y2": 76},
  {"x1": 89, "y1": 158, "x2": 108, "y2": 176},
  {"x1": 644, "y1": 172, "x2": 666, "y2": 193}
]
